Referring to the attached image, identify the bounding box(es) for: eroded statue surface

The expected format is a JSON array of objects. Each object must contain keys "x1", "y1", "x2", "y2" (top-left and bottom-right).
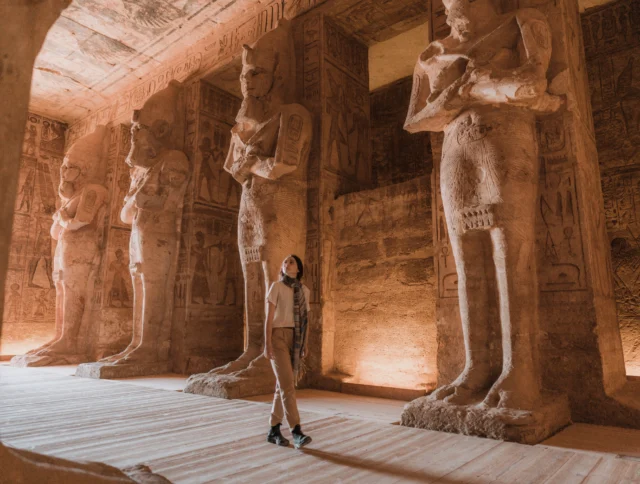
[
  {"x1": 401, "y1": 0, "x2": 570, "y2": 443},
  {"x1": 185, "y1": 19, "x2": 312, "y2": 398},
  {"x1": 76, "y1": 81, "x2": 190, "y2": 378},
  {"x1": 11, "y1": 126, "x2": 109, "y2": 367}
]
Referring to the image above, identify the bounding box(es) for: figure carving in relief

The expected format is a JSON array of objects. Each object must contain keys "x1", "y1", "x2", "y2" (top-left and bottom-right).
[
  {"x1": 189, "y1": 20, "x2": 312, "y2": 392},
  {"x1": 17, "y1": 169, "x2": 35, "y2": 213},
  {"x1": 326, "y1": 70, "x2": 348, "y2": 171},
  {"x1": 405, "y1": 0, "x2": 561, "y2": 410},
  {"x1": 27, "y1": 219, "x2": 55, "y2": 289},
  {"x1": 5, "y1": 284, "x2": 22, "y2": 322},
  {"x1": 100, "y1": 81, "x2": 189, "y2": 367},
  {"x1": 191, "y1": 231, "x2": 213, "y2": 304},
  {"x1": 198, "y1": 132, "x2": 225, "y2": 203},
  {"x1": 107, "y1": 249, "x2": 131, "y2": 308},
  {"x1": 23, "y1": 125, "x2": 37, "y2": 156},
  {"x1": 11, "y1": 126, "x2": 109, "y2": 367}
]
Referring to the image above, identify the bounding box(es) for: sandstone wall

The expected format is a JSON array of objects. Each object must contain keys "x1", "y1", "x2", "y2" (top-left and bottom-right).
[
  {"x1": 1, "y1": 113, "x2": 66, "y2": 356},
  {"x1": 583, "y1": 0, "x2": 640, "y2": 375},
  {"x1": 331, "y1": 176, "x2": 437, "y2": 390},
  {"x1": 370, "y1": 77, "x2": 431, "y2": 188}
]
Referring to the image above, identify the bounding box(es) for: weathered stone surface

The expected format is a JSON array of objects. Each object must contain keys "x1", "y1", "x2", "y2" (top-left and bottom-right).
[
  {"x1": 583, "y1": 0, "x2": 640, "y2": 376},
  {"x1": 402, "y1": 392, "x2": 571, "y2": 445},
  {"x1": 331, "y1": 177, "x2": 436, "y2": 391},
  {"x1": 75, "y1": 360, "x2": 171, "y2": 380},
  {"x1": 77, "y1": 81, "x2": 190, "y2": 379},
  {"x1": 11, "y1": 126, "x2": 109, "y2": 367},
  {"x1": 421, "y1": 0, "x2": 640, "y2": 436},
  {"x1": 1, "y1": 442, "x2": 170, "y2": 484},
  {"x1": 185, "y1": 19, "x2": 312, "y2": 398}
]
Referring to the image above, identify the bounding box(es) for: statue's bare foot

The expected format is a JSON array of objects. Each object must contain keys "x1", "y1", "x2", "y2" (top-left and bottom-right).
[
  {"x1": 107, "y1": 346, "x2": 158, "y2": 366},
  {"x1": 24, "y1": 337, "x2": 61, "y2": 355},
  {"x1": 207, "y1": 350, "x2": 261, "y2": 375},
  {"x1": 429, "y1": 365, "x2": 492, "y2": 405},
  {"x1": 483, "y1": 370, "x2": 540, "y2": 410},
  {"x1": 99, "y1": 342, "x2": 137, "y2": 363},
  {"x1": 32, "y1": 339, "x2": 76, "y2": 356}
]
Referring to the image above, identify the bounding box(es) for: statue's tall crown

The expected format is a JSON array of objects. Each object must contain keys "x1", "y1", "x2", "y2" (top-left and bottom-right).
[
  {"x1": 65, "y1": 125, "x2": 109, "y2": 183},
  {"x1": 134, "y1": 80, "x2": 181, "y2": 127}
]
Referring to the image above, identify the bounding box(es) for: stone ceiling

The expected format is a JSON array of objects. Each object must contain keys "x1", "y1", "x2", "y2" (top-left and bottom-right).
[
  {"x1": 31, "y1": 0, "x2": 616, "y2": 126},
  {"x1": 29, "y1": 0, "x2": 272, "y2": 123}
]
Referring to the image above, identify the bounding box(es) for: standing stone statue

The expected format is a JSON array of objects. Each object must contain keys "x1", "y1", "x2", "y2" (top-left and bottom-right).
[
  {"x1": 186, "y1": 19, "x2": 312, "y2": 398},
  {"x1": 76, "y1": 81, "x2": 190, "y2": 378},
  {"x1": 12, "y1": 126, "x2": 109, "y2": 367},
  {"x1": 402, "y1": 0, "x2": 568, "y2": 440}
]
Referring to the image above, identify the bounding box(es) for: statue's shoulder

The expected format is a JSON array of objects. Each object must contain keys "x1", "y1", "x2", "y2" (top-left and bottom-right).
[
  {"x1": 281, "y1": 103, "x2": 312, "y2": 125},
  {"x1": 514, "y1": 8, "x2": 549, "y2": 26},
  {"x1": 82, "y1": 183, "x2": 109, "y2": 198},
  {"x1": 162, "y1": 150, "x2": 190, "y2": 172}
]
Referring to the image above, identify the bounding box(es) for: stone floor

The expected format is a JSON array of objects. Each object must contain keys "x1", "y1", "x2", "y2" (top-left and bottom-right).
[{"x1": 1, "y1": 366, "x2": 640, "y2": 483}]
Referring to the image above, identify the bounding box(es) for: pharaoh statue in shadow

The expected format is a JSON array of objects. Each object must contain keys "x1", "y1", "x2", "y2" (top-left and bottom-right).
[
  {"x1": 185, "y1": 20, "x2": 312, "y2": 398},
  {"x1": 76, "y1": 81, "x2": 190, "y2": 378},
  {"x1": 11, "y1": 126, "x2": 109, "y2": 367},
  {"x1": 402, "y1": 0, "x2": 566, "y2": 434}
]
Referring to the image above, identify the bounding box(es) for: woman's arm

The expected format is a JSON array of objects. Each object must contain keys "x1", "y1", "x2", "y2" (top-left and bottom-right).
[{"x1": 263, "y1": 301, "x2": 276, "y2": 360}]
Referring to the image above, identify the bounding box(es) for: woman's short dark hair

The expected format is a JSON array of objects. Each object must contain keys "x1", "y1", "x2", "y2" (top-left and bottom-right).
[{"x1": 281, "y1": 254, "x2": 304, "y2": 280}]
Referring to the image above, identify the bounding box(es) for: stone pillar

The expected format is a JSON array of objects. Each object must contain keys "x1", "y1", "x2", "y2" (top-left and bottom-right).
[
  {"x1": 171, "y1": 80, "x2": 244, "y2": 375},
  {"x1": 292, "y1": 14, "x2": 372, "y2": 388},
  {"x1": 402, "y1": 0, "x2": 640, "y2": 443}
]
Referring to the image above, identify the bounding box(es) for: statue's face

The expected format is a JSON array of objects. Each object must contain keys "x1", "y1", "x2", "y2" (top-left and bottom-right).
[
  {"x1": 59, "y1": 155, "x2": 85, "y2": 199},
  {"x1": 127, "y1": 121, "x2": 159, "y2": 168},
  {"x1": 443, "y1": 0, "x2": 475, "y2": 42},
  {"x1": 240, "y1": 62, "x2": 274, "y2": 99}
]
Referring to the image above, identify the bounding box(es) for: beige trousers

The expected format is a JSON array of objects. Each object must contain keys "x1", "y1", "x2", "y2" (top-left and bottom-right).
[{"x1": 269, "y1": 327, "x2": 300, "y2": 428}]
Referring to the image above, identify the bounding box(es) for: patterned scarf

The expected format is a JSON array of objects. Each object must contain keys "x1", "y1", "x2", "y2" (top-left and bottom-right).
[{"x1": 281, "y1": 274, "x2": 308, "y2": 384}]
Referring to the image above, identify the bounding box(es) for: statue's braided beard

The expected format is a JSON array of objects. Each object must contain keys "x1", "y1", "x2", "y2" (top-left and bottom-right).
[{"x1": 236, "y1": 93, "x2": 274, "y2": 126}]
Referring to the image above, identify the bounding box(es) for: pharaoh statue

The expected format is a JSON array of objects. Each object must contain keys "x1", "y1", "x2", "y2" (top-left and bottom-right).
[
  {"x1": 404, "y1": 0, "x2": 562, "y2": 413},
  {"x1": 12, "y1": 126, "x2": 109, "y2": 367},
  {"x1": 186, "y1": 19, "x2": 312, "y2": 398},
  {"x1": 76, "y1": 81, "x2": 190, "y2": 378}
]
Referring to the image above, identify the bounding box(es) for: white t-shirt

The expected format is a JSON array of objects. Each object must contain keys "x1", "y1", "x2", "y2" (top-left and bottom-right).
[{"x1": 267, "y1": 281, "x2": 311, "y2": 328}]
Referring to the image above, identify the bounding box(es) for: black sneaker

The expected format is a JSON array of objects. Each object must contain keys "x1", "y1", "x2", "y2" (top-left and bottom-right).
[
  {"x1": 292, "y1": 424, "x2": 312, "y2": 449},
  {"x1": 267, "y1": 423, "x2": 289, "y2": 447}
]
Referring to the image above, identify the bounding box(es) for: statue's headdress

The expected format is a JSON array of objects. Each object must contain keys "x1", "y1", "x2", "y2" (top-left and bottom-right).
[
  {"x1": 241, "y1": 19, "x2": 296, "y2": 104},
  {"x1": 64, "y1": 125, "x2": 109, "y2": 183},
  {"x1": 132, "y1": 80, "x2": 183, "y2": 148}
]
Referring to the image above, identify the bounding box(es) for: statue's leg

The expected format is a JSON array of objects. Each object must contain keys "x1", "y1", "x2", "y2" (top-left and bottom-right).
[
  {"x1": 484, "y1": 215, "x2": 540, "y2": 409},
  {"x1": 430, "y1": 230, "x2": 493, "y2": 404},
  {"x1": 36, "y1": 276, "x2": 88, "y2": 356},
  {"x1": 100, "y1": 271, "x2": 143, "y2": 363},
  {"x1": 207, "y1": 259, "x2": 263, "y2": 375},
  {"x1": 25, "y1": 275, "x2": 64, "y2": 355}
]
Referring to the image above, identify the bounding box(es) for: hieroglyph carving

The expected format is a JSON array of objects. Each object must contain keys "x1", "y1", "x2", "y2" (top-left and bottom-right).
[
  {"x1": 12, "y1": 126, "x2": 109, "y2": 366},
  {"x1": 186, "y1": 19, "x2": 312, "y2": 397},
  {"x1": 97, "y1": 81, "x2": 190, "y2": 369},
  {"x1": 404, "y1": 0, "x2": 562, "y2": 410}
]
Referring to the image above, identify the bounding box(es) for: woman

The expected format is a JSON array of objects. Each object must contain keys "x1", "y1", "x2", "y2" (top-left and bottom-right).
[{"x1": 264, "y1": 254, "x2": 312, "y2": 449}]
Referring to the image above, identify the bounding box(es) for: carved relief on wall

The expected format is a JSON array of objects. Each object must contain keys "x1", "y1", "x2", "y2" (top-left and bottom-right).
[
  {"x1": 188, "y1": 210, "x2": 241, "y2": 307},
  {"x1": 195, "y1": 115, "x2": 239, "y2": 209},
  {"x1": 536, "y1": 113, "x2": 587, "y2": 292},
  {"x1": 329, "y1": 0, "x2": 431, "y2": 44},
  {"x1": 583, "y1": 0, "x2": 640, "y2": 355},
  {"x1": 103, "y1": 228, "x2": 133, "y2": 309},
  {"x1": 2, "y1": 113, "x2": 67, "y2": 355},
  {"x1": 323, "y1": 62, "x2": 370, "y2": 183},
  {"x1": 370, "y1": 77, "x2": 432, "y2": 188}
]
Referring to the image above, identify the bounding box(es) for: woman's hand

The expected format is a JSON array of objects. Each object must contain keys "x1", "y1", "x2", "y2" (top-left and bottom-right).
[
  {"x1": 301, "y1": 347, "x2": 307, "y2": 358},
  {"x1": 264, "y1": 341, "x2": 274, "y2": 360}
]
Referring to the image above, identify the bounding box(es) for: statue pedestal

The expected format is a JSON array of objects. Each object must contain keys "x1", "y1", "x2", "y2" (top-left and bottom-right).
[
  {"x1": 75, "y1": 361, "x2": 171, "y2": 379},
  {"x1": 185, "y1": 358, "x2": 276, "y2": 399},
  {"x1": 10, "y1": 354, "x2": 90, "y2": 368},
  {"x1": 401, "y1": 392, "x2": 571, "y2": 445}
]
